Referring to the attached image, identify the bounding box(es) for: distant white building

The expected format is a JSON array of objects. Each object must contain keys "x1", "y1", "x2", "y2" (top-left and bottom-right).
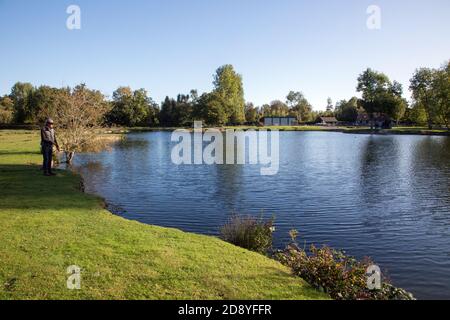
[{"x1": 263, "y1": 116, "x2": 297, "y2": 126}]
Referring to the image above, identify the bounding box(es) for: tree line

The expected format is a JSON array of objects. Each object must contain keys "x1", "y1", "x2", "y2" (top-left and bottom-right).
[{"x1": 0, "y1": 61, "x2": 448, "y2": 129}]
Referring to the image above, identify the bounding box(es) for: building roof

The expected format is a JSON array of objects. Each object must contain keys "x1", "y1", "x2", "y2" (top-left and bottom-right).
[{"x1": 318, "y1": 116, "x2": 338, "y2": 122}]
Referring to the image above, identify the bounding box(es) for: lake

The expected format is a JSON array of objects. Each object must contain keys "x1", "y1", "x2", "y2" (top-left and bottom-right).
[{"x1": 74, "y1": 131, "x2": 450, "y2": 299}]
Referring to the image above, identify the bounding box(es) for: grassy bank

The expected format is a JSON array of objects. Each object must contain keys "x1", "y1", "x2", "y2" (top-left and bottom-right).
[{"x1": 0, "y1": 130, "x2": 327, "y2": 300}]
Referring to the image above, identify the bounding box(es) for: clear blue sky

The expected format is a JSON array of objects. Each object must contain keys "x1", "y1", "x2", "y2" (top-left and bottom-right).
[{"x1": 0, "y1": 0, "x2": 449, "y2": 110}]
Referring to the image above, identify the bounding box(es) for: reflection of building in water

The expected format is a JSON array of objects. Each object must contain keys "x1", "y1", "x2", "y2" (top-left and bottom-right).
[{"x1": 263, "y1": 116, "x2": 297, "y2": 126}]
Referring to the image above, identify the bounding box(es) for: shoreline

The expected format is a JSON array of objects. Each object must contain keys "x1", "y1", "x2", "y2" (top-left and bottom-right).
[
  {"x1": 1, "y1": 125, "x2": 449, "y2": 136},
  {"x1": 116, "y1": 126, "x2": 450, "y2": 137},
  {"x1": 0, "y1": 130, "x2": 328, "y2": 300}
]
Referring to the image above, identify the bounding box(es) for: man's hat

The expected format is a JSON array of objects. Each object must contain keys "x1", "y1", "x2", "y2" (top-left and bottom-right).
[{"x1": 46, "y1": 118, "x2": 54, "y2": 124}]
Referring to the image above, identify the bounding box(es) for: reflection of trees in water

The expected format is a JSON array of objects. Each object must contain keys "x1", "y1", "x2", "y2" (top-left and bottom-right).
[
  {"x1": 113, "y1": 135, "x2": 153, "y2": 174},
  {"x1": 358, "y1": 135, "x2": 450, "y2": 234},
  {"x1": 411, "y1": 137, "x2": 450, "y2": 217},
  {"x1": 359, "y1": 136, "x2": 402, "y2": 206},
  {"x1": 79, "y1": 160, "x2": 104, "y2": 172},
  {"x1": 412, "y1": 137, "x2": 450, "y2": 171},
  {"x1": 116, "y1": 138, "x2": 150, "y2": 150},
  {"x1": 211, "y1": 133, "x2": 245, "y2": 213}
]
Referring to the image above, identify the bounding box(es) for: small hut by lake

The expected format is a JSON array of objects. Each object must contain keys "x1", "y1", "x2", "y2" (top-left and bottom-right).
[
  {"x1": 263, "y1": 116, "x2": 297, "y2": 126},
  {"x1": 316, "y1": 116, "x2": 338, "y2": 126}
]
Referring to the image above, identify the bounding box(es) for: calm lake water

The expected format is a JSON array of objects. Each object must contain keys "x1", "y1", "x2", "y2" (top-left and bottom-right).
[{"x1": 74, "y1": 131, "x2": 450, "y2": 299}]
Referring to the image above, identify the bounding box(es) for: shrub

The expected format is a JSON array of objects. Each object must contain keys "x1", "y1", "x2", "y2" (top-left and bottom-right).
[
  {"x1": 0, "y1": 108, "x2": 13, "y2": 124},
  {"x1": 220, "y1": 215, "x2": 274, "y2": 255},
  {"x1": 274, "y1": 230, "x2": 415, "y2": 300}
]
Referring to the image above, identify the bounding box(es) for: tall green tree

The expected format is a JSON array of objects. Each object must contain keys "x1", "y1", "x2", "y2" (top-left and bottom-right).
[
  {"x1": 212, "y1": 65, "x2": 245, "y2": 124},
  {"x1": 356, "y1": 68, "x2": 407, "y2": 129},
  {"x1": 10, "y1": 82, "x2": 35, "y2": 123},
  {"x1": 410, "y1": 68, "x2": 436, "y2": 129},
  {"x1": 269, "y1": 100, "x2": 290, "y2": 116},
  {"x1": 107, "y1": 87, "x2": 155, "y2": 126},
  {"x1": 244, "y1": 102, "x2": 259, "y2": 124},
  {"x1": 286, "y1": 91, "x2": 313, "y2": 122},
  {"x1": 175, "y1": 94, "x2": 194, "y2": 126},
  {"x1": 160, "y1": 94, "x2": 194, "y2": 127},
  {"x1": 0, "y1": 95, "x2": 14, "y2": 124},
  {"x1": 404, "y1": 105, "x2": 427, "y2": 125},
  {"x1": 131, "y1": 88, "x2": 154, "y2": 126},
  {"x1": 432, "y1": 61, "x2": 450, "y2": 130},
  {"x1": 32, "y1": 86, "x2": 67, "y2": 124},
  {"x1": 335, "y1": 97, "x2": 359, "y2": 123},
  {"x1": 160, "y1": 96, "x2": 177, "y2": 126},
  {"x1": 326, "y1": 97, "x2": 334, "y2": 114},
  {"x1": 107, "y1": 87, "x2": 134, "y2": 126},
  {"x1": 392, "y1": 99, "x2": 407, "y2": 125},
  {"x1": 193, "y1": 92, "x2": 228, "y2": 126}
]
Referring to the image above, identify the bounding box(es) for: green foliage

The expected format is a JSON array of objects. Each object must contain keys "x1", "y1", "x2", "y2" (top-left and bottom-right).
[
  {"x1": 5, "y1": 61, "x2": 446, "y2": 130},
  {"x1": 213, "y1": 65, "x2": 246, "y2": 125},
  {"x1": 0, "y1": 96, "x2": 14, "y2": 124},
  {"x1": 0, "y1": 95, "x2": 14, "y2": 110},
  {"x1": 432, "y1": 61, "x2": 450, "y2": 129},
  {"x1": 286, "y1": 91, "x2": 313, "y2": 122},
  {"x1": 275, "y1": 231, "x2": 415, "y2": 300},
  {"x1": 335, "y1": 97, "x2": 359, "y2": 123},
  {"x1": 10, "y1": 82, "x2": 35, "y2": 123},
  {"x1": 32, "y1": 86, "x2": 69, "y2": 124},
  {"x1": 356, "y1": 69, "x2": 407, "y2": 126},
  {"x1": 410, "y1": 61, "x2": 450, "y2": 130},
  {"x1": 262, "y1": 100, "x2": 290, "y2": 117},
  {"x1": 410, "y1": 67, "x2": 436, "y2": 128},
  {"x1": 220, "y1": 215, "x2": 274, "y2": 255},
  {"x1": 160, "y1": 94, "x2": 193, "y2": 127},
  {"x1": 404, "y1": 105, "x2": 428, "y2": 125},
  {"x1": 159, "y1": 96, "x2": 175, "y2": 126},
  {"x1": 244, "y1": 102, "x2": 259, "y2": 124},
  {"x1": 107, "y1": 87, "x2": 158, "y2": 127},
  {"x1": 193, "y1": 92, "x2": 228, "y2": 126},
  {"x1": 392, "y1": 98, "x2": 407, "y2": 124}
]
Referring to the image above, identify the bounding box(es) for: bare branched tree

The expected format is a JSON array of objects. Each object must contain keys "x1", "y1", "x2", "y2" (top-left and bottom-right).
[{"x1": 52, "y1": 84, "x2": 109, "y2": 163}]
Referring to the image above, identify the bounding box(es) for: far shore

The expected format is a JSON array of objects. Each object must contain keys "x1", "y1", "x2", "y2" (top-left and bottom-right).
[
  {"x1": 1, "y1": 124, "x2": 449, "y2": 137},
  {"x1": 117, "y1": 126, "x2": 450, "y2": 137}
]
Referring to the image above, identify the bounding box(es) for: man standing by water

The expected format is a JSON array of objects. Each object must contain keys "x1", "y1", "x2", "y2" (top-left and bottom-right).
[{"x1": 41, "y1": 118, "x2": 60, "y2": 176}]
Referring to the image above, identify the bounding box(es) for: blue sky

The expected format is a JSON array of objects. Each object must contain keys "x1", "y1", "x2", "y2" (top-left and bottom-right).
[{"x1": 0, "y1": 0, "x2": 449, "y2": 110}]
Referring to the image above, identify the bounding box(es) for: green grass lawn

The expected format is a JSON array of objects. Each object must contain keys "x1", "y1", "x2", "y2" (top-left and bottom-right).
[{"x1": 0, "y1": 130, "x2": 327, "y2": 300}]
